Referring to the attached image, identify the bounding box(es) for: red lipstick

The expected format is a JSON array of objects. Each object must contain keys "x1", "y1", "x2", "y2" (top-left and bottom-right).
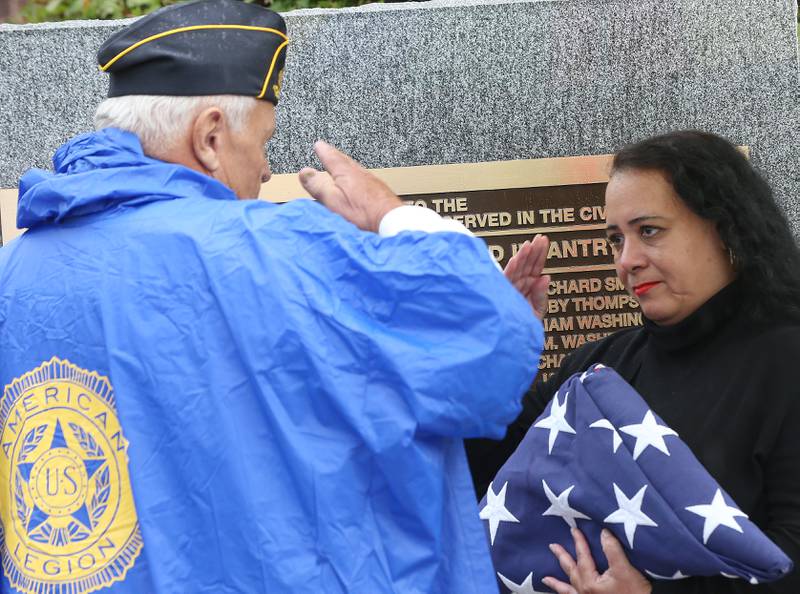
[{"x1": 633, "y1": 282, "x2": 660, "y2": 296}]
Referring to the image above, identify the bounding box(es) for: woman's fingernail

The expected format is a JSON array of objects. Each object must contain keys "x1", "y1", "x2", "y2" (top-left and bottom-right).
[
  {"x1": 542, "y1": 577, "x2": 552, "y2": 586},
  {"x1": 548, "y1": 543, "x2": 557, "y2": 552},
  {"x1": 601, "y1": 528, "x2": 610, "y2": 540}
]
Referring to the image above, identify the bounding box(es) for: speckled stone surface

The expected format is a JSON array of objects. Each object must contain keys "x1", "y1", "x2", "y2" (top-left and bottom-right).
[{"x1": 1, "y1": 0, "x2": 798, "y2": 224}]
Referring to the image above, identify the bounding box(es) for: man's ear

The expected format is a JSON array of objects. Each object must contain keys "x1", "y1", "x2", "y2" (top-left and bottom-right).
[{"x1": 191, "y1": 107, "x2": 226, "y2": 174}]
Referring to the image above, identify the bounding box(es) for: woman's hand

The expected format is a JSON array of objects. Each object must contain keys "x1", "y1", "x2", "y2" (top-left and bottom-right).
[
  {"x1": 543, "y1": 528, "x2": 652, "y2": 594},
  {"x1": 504, "y1": 234, "x2": 550, "y2": 320}
]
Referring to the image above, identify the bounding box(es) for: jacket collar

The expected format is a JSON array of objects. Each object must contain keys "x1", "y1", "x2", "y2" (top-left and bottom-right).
[{"x1": 17, "y1": 128, "x2": 236, "y2": 228}]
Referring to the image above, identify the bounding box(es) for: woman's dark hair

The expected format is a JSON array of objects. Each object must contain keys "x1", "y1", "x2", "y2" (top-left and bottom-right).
[{"x1": 611, "y1": 130, "x2": 800, "y2": 323}]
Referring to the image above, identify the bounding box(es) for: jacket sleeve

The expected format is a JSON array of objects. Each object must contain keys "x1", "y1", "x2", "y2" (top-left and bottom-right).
[
  {"x1": 214, "y1": 200, "x2": 544, "y2": 442},
  {"x1": 465, "y1": 342, "x2": 587, "y2": 497}
]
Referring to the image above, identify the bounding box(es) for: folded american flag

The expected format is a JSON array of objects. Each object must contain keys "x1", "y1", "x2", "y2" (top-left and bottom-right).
[{"x1": 480, "y1": 364, "x2": 792, "y2": 593}]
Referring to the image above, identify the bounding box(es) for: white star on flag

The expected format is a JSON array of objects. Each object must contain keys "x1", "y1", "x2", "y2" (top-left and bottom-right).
[
  {"x1": 646, "y1": 570, "x2": 690, "y2": 580},
  {"x1": 541, "y1": 480, "x2": 590, "y2": 529},
  {"x1": 480, "y1": 481, "x2": 520, "y2": 545},
  {"x1": 604, "y1": 483, "x2": 658, "y2": 548},
  {"x1": 534, "y1": 391, "x2": 576, "y2": 454},
  {"x1": 686, "y1": 488, "x2": 748, "y2": 544},
  {"x1": 497, "y1": 572, "x2": 549, "y2": 594},
  {"x1": 580, "y1": 364, "x2": 605, "y2": 382},
  {"x1": 589, "y1": 418, "x2": 623, "y2": 453},
  {"x1": 619, "y1": 410, "x2": 678, "y2": 460}
]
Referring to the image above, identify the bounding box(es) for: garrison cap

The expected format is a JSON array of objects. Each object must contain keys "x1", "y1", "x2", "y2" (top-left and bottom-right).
[{"x1": 97, "y1": 0, "x2": 288, "y2": 104}]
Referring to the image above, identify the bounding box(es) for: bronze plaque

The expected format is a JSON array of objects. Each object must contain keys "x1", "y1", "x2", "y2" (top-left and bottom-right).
[
  {"x1": 400, "y1": 183, "x2": 641, "y2": 381},
  {"x1": 0, "y1": 188, "x2": 20, "y2": 246}
]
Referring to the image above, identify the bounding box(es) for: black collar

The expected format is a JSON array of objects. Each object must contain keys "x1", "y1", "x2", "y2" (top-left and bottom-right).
[{"x1": 643, "y1": 281, "x2": 741, "y2": 352}]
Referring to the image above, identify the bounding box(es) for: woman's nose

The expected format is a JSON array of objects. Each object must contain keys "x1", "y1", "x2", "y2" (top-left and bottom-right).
[{"x1": 618, "y1": 239, "x2": 647, "y2": 272}]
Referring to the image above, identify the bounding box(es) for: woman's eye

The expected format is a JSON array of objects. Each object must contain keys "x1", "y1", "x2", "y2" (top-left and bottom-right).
[
  {"x1": 640, "y1": 226, "x2": 660, "y2": 239},
  {"x1": 606, "y1": 234, "x2": 623, "y2": 249}
]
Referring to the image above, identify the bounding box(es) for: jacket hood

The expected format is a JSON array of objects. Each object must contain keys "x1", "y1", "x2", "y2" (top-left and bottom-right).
[{"x1": 17, "y1": 128, "x2": 236, "y2": 228}]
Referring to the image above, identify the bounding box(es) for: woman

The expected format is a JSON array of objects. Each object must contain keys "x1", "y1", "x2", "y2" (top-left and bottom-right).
[{"x1": 476, "y1": 130, "x2": 800, "y2": 593}]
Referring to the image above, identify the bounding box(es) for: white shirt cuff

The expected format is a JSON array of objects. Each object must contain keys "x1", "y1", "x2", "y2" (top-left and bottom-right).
[
  {"x1": 378, "y1": 205, "x2": 473, "y2": 237},
  {"x1": 378, "y1": 205, "x2": 503, "y2": 271}
]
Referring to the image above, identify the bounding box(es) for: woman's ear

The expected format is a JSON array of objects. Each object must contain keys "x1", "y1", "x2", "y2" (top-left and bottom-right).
[{"x1": 191, "y1": 107, "x2": 225, "y2": 174}]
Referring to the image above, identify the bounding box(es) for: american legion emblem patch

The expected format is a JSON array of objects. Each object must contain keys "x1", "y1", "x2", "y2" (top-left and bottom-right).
[{"x1": 0, "y1": 357, "x2": 142, "y2": 594}]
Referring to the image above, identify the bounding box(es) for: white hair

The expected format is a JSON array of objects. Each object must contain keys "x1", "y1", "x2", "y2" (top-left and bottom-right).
[{"x1": 94, "y1": 94, "x2": 257, "y2": 153}]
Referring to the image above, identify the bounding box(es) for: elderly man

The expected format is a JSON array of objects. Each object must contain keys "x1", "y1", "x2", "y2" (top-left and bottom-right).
[{"x1": 0, "y1": 0, "x2": 546, "y2": 592}]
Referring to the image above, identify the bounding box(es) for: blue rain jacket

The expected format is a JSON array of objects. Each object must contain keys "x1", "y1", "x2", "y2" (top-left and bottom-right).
[{"x1": 0, "y1": 129, "x2": 542, "y2": 594}]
